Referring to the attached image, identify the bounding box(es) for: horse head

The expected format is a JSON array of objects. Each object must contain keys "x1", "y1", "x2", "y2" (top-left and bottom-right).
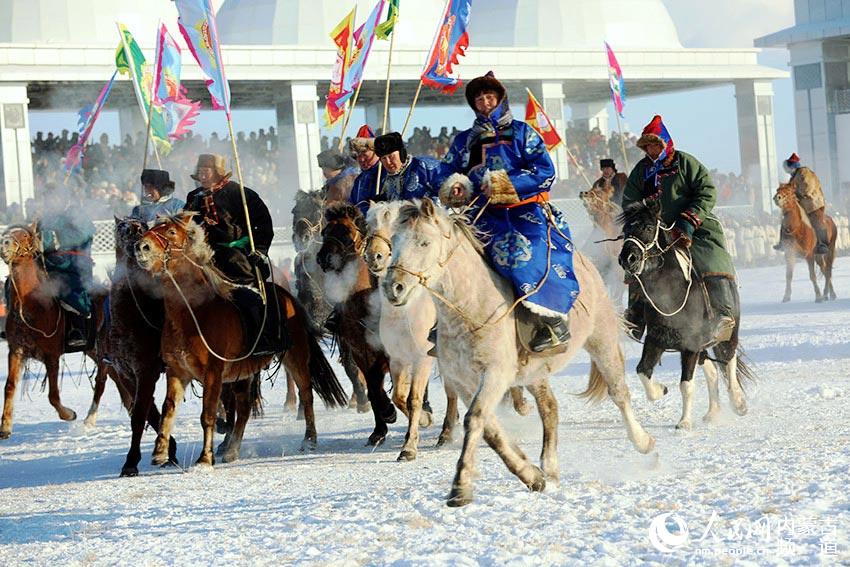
[
  {"x1": 136, "y1": 212, "x2": 209, "y2": 275},
  {"x1": 291, "y1": 190, "x2": 325, "y2": 253},
  {"x1": 773, "y1": 183, "x2": 796, "y2": 210},
  {"x1": 383, "y1": 198, "x2": 458, "y2": 307},
  {"x1": 0, "y1": 223, "x2": 40, "y2": 265},
  {"x1": 579, "y1": 185, "x2": 616, "y2": 216},
  {"x1": 618, "y1": 199, "x2": 669, "y2": 277},
  {"x1": 364, "y1": 201, "x2": 404, "y2": 276},
  {"x1": 114, "y1": 216, "x2": 149, "y2": 266},
  {"x1": 317, "y1": 203, "x2": 366, "y2": 273}
]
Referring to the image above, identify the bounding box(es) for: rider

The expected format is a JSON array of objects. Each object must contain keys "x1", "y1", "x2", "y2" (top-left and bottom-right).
[
  {"x1": 348, "y1": 125, "x2": 387, "y2": 214},
  {"x1": 438, "y1": 71, "x2": 578, "y2": 353},
  {"x1": 184, "y1": 154, "x2": 278, "y2": 355},
  {"x1": 773, "y1": 153, "x2": 829, "y2": 255},
  {"x1": 622, "y1": 115, "x2": 736, "y2": 343},
  {"x1": 130, "y1": 169, "x2": 184, "y2": 223},
  {"x1": 373, "y1": 132, "x2": 444, "y2": 200},
  {"x1": 38, "y1": 183, "x2": 96, "y2": 347},
  {"x1": 317, "y1": 148, "x2": 359, "y2": 202},
  {"x1": 592, "y1": 158, "x2": 628, "y2": 205}
]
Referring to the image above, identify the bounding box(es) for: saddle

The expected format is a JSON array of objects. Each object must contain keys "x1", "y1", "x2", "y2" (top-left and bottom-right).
[
  {"x1": 62, "y1": 307, "x2": 96, "y2": 353},
  {"x1": 229, "y1": 283, "x2": 290, "y2": 357}
]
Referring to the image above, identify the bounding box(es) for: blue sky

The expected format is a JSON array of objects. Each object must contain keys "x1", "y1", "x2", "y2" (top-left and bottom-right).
[{"x1": 29, "y1": 0, "x2": 797, "y2": 175}]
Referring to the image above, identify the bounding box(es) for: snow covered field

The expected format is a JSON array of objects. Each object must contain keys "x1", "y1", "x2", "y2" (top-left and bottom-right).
[{"x1": 1, "y1": 259, "x2": 848, "y2": 566}]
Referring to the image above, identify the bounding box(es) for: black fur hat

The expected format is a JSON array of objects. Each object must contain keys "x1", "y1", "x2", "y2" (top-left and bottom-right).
[
  {"x1": 374, "y1": 132, "x2": 408, "y2": 162},
  {"x1": 600, "y1": 158, "x2": 616, "y2": 170},
  {"x1": 465, "y1": 71, "x2": 506, "y2": 110},
  {"x1": 140, "y1": 169, "x2": 175, "y2": 194}
]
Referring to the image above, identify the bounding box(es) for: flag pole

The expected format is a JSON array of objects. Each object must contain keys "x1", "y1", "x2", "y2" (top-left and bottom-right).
[
  {"x1": 337, "y1": 81, "x2": 364, "y2": 152},
  {"x1": 400, "y1": 80, "x2": 423, "y2": 138},
  {"x1": 615, "y1": 111, "x2": 630, "y2": 171},
  {"x1": 563, "y1": 144, "x2": 594, "y2": 189},
  {"x1": 374, "y1": 20, "x2": 398, "y2": 196}
]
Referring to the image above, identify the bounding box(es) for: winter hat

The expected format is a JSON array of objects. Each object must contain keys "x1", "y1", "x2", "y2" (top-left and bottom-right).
[
  {"x1": 600, "y1": 158, "x2": 616, "y2": 170},
  {"x1": 465, "y1": 71, "x2": 506, "y2": 111},
  {"x1": 349, "y1": 125, "x2": 376, "y2": 154},
  {"x1": 316, "y1": 149, "x2": 349, "y2": 171},
  {"x1": 191, "y1": 154, "x2": 230, "y2": 182},
  {"x1": 784, "y1": 152, "x2": 802, "y2": 170},
  {"x1": 140, "y1": 169, "x2": 175, "y2": 195},
  {"x1": 374, "y1": 132, "x2": 408, "y2": 163},
  {"x1": 636, "y1": 115, "x2": 675, "y2": 160}
]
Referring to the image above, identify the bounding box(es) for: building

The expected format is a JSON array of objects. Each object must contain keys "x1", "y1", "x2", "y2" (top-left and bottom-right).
[
  {"x1": 756, "y1": 0, "x2": 850, "y2": 203},
  {"x1": 1, "y1": 0, "x2": 786, "y2": 215}
]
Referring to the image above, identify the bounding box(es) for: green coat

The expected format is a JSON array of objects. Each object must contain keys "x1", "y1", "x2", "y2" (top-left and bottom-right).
[{"x1": 622, "y1": 151, "x2": 735, "y2": 279}]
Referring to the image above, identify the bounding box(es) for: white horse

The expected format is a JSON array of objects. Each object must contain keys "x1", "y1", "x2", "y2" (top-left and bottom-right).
[{"x1": 382, "y1": 199, "x2": 655, "y2": 507}]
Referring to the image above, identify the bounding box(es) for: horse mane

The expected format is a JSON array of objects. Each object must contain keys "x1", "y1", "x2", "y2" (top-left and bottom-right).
[
  {"x1": 153, "y1": 214, "x2": 238, "y2": 299},
  {"x1": 325, "y1": 202, "x2": 367, "y2": 235},
  {"x1": 617, "y1": 199, "x2": 658, "y2": 227},
  {"x1": 397, "y1": 200, "x2": 487, "y2": 256}
]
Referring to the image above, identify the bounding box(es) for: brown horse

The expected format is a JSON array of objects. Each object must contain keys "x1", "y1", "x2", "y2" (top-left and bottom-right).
[
  {"x1": 774, "y1": 183, "x2": 837, "y2": 303},
  {"x1": 135, "y1": 213, "x2": 346, "y2": 467},
  {"x1": 579, "y1": 185, "x2": 625, "y2": 304},
  {"x1": 0, "y1": 224, "x2": 127, "y2": 439}
]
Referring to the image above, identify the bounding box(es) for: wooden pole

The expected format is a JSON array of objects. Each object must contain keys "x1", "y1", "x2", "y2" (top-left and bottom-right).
[
  {"x1": 375, "y1": 24, "x2": 398, "y2": 196},
  {"x1": 337, "y1": 81, "x2": 364, "y2": 153},
  {"x1": 400, "y1": 79, "x2": 423, "y2": 138},
  {"x1": 564, "y1": 144, "x2": 594, "y2": 189},
  {"x1": 615, "y1": 111, "x2": 630, "y2": 171}
]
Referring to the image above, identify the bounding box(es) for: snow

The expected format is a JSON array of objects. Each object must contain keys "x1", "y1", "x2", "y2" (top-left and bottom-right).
[{"x1": 1, "y1": 260, "x2": 849, "y2": 566}]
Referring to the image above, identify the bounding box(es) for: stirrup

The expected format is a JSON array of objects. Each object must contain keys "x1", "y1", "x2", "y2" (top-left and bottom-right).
[
  {"x1": 711, "y1": 316, "x2": 735, "y2": 344},
  {"x1": 529, "y1": 320, "x2": 570, "y2": 353}
]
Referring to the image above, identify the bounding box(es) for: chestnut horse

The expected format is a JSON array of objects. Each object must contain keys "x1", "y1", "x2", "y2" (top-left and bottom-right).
[
  {"x1": 774, "y1": 183, "x2": 837, "y2": 303},
  {"x1": 135, "y1": 213, "x2": 346, "y2": 467},
  {"x1": 579, "y1": 185, "x2": 625, "y2": 304},
  {"x1": 0, "y1": 224, "x2": 126, "y2": 439}
]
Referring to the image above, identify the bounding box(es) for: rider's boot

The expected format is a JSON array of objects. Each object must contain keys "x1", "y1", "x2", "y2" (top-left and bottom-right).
[
  {"x1": 704, "y1": 276, "x2": 737, "y2": 344},
  {"x1": 529, "y1": 313, "x2": 571, "y2": 353},
  {"x1": 623, "y1": 281, "x2": 646, "y2": 341}
]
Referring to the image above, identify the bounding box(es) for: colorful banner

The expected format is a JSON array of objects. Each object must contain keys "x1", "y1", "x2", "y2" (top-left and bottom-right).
[
  {"x1": 375, "y1": 0, "x2": 398, "y2": 40},
  {"x1": 605, "y1": 41, "x2": 626, "y2": 117},
  {"x1": 154, "y1": 23, "x2": 201, "y2": 140},
  {"x1": 64, "y1": 71, "x2": 117, "y2": 173},
  {"x1": 338, "y1": 0, "x2": 385, "y2": 108},
  {"x1": 421, "y1": 0, "x2": 472, "y2": 94},
  {"x1": 175, "y1": 0, "x2": 232, "y2": 115},
  {"x1": 324, "y1": 7, "x2": 357, "y2": 127},
  {"x1": 525, "y1": 89, "x2": 563, "y2": 152}
]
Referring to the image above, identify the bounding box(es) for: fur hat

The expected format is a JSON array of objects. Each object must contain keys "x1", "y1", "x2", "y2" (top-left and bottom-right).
[
  {"x1": 600, "y1": 158, "x2": 616, "y2": 170},
  {"x1": 374, "y1": 132, "x2": 407, "y2": 161},
  {"x1": 349, "y1": 125, "x2": 376, "y2": 154},
  {"x1": 140, "y1": 169, "x2": 175, "y2": 195},
  {"x1": 636, "y1": 115, "x2": 675, "y2": 158},
  {"x1": 784, "y1": 152, "x2": 802, "y2": 170},
  {"x1": 465, "y1": 71, "x2": 506, "y2": 111},
  {"x1": 316, "y1": 149, "x2": 349, "y2": 171},
  {"x1": 191, "y1": 154, "x2": 230, "y2": 182}
]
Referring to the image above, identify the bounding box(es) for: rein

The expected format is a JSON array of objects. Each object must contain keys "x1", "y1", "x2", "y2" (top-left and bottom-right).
[{"x1": 4, "y1": 228, "x2": 61, "y2": 338}]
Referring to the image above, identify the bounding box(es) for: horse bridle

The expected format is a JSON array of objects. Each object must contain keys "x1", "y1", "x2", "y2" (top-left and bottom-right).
[
  {"x1": 386, "y1": 228, "x2": 456, "y2": 287},
  {"x1": 3, "y1": 227, "x2": 39, "y2": 261}
]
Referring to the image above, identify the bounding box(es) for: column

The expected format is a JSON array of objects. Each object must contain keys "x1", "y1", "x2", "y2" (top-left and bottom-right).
[
  {"x1": 363, "y1": 101, "x2": 386, "y2": 134},
  {"x1": 287, "y1": 82, "x2": 322, "y2": 193},
  {"x1": 541, "y1": 81, "x2": 569, "y2": 181},
  {"x1": 0, "y1": 83, "x2": 34, "y2": 215},
  {"x1": 734, "y1": 79, "x2": 780, "y2": 213},
  {"x1": 570, "y1": 100, "x2": 610, "y2": 138}
]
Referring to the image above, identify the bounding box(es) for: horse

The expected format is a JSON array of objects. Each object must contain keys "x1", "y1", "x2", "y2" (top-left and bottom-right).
[
  {"x1": 0, "y1": 224, "x2": 125, "y2": 439},
  {"x1": 773, "y1": 183, "x2": 836, "y2": 303},
  {"x1": 579, "y1": 185, "x2": 626, "y2": 305},
  {"x1": 618, "y1": 199, "x2": 752, "y2": 431},
  {"x1": 135, "y1": 213, "x2": 347, "y2": 467},
  {"x1": 383, "y1": 199, "x2": 655, "y2": 507},
  {"x1": 292, "y1": 189, "x2": 370, "y2": 412},
  {"x1": 316, "y1": 203, "x2": 398, "y2": 446}
]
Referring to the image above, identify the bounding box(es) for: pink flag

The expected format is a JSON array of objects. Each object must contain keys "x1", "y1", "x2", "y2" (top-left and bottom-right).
[{"x1": 605, "y1": 41, "x2": 626, "y2": 117}]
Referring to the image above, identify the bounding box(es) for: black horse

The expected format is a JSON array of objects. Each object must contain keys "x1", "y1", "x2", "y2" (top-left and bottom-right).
[{"x1": 618, "y1": 200, "x2": 753, "y2": 429}]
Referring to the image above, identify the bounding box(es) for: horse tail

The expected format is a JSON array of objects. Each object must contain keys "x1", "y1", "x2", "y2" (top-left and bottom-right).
[
  {"x1": 578, "y1": 360, "x2": 609, "y2": 405},
  {"x1": 718, "y1": 346, "x2": 757, "y2": 393},
  {"x1": 249, "y1": 372, "x2": 265, "y2": 418},
  {"x1": 307, "y1": 332, "x2": 348, "y2": 408}
]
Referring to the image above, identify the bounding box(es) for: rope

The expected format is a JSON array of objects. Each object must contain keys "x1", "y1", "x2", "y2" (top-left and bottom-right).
[
  {"x1": 125, "y1": 273, "x2": 160, "y2": 330},
  {"x1": 8, "y1": 266, "x2": 61, "y2": 339}
]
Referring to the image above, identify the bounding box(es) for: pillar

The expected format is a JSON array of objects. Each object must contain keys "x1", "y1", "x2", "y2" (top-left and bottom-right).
[
  {"x1": 363, "y1": 102, "x2": 386, "y2": 134},
  {"x1": 279, "y1": 81, "x2": 322, "y2": 194},
  {"x1": 540, "y1": 81, "x2": 569, "y2": 181},
  {"x1": 570, "y1": 100, "x2": 610, "y2": 138},
  {"x1": 734, "y1": 79, "x2": 780, "y2": 213},
  {"x1": 0, "y1": 83, "x2": 34, "y2": 215}
]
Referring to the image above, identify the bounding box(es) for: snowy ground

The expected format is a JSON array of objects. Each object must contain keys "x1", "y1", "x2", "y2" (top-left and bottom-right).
[{"x1": 1, "y1": 259, "x2": 849, "y2": 566}]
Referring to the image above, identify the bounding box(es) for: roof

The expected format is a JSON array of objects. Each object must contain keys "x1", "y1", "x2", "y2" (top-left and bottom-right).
[{"x1": 755, "y1": 18, "x2": 850, "y2": 48}]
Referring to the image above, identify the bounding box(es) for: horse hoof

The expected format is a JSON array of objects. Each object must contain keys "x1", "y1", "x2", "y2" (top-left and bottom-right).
[
  {"x1": 151, "y1": 454, "x2": 169, "y2": 467},
  {"x1": 383, "y1": 408, "x2": 398, "y2": 424},
  {"x1": 702, "y1": 411, "x2": 720, "y2": 424},
  {"x1": 447, "y1": 485, "x2": 473, "y2": 507},
  {"x1": 195, "y1": 456, "x2": 215, "y2": 468},
  {"x1": 221, "y1": 451, "x2": 240, "y2": 464},
  {"x1": 60, "y1": 409, "x2": 77, "y2": 422},
  {"x1": 83, "y1": 415, "x2": 97, "y2": 428},
  {"x1": 284, "y1": 402, "x2": 297, "y2": 413},
  {"x1": 514, "y1": 401, "x2": 532, "y2": 417},
  {"x1": 0, "y1": 430, "x2": 10, "y2": 440},
  {"x1": 782, "y1": 296, "x2": 791, "y2": 303},
  {"x1": 526, "y1": 466, "x2": 546, "y2": 492},
  {"x1": 418, "y1": 411, "x2": 434, "y2": 428},
  {"x1": 397, "y1": 449, "x2": 416, "y2": 462},
  {"x1": 120, "y1": 466, "x2": 139, "y2": 478},
  {"x1": 357, "y1": 402, "x2": 371, "y2": 414},
  {"x1": 733, "y1": 403, "x2": 748, "y2": 417},
  {"x1": 816, "y1": 297, "x2": 824, "y2": 303},
  {"x1": 366, "y1": 432, "x2": 387, "y2": 447},
  {"x1": 436, "y1": 434, "x2": 452, "y2": 448},
  {"x1": 675, "y1": 420, "x2": 692, "y2": 431},
  {"x1": 215, "y1": 417, "x2": 231, "y2": 435},
  {"x1": 300, "y1": 439, "x2": 317, "y2": 452},
  {"x1": 635, "y1": 434, "x2": 656, "y2": 454},
  {"x1": 296, "y1": 409, "x2": 305, "y2": 421}
]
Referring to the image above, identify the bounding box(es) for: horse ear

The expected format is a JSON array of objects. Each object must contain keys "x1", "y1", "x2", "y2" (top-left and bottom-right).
[
  {"x1": 420, "y1": 198, "x2": 436, "y2": 218},
  {"x1": 28, "y1": 220, "x2": 38, "y2": 235},
  {"x1": 114, "y1": 215, "x2": 122, "y2": 226},
  {"x1": 177, "y1": 212, "x2": 195, "y2": 226}
]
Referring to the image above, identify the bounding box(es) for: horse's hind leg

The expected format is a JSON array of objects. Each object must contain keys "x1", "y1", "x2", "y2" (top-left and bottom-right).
[
  {"x1": 283, "y1": 348, "x2": 317, "y2": 450},
  {"x1": 808, "y1": 257, "x2": 823, "y2": 302},
  {"x1": 0, "y1": 349, "x2": 25, "y2": 439},
  {"x1": 152, "y1": 374, "x2": 187, "y2": 466},
  {"x1": 437, "y1": 381, "x2": 459, "y2": 447},
  {"x1": 782, "y1": 251, "x2": 794, "y2": 302},
  {"x1": 343, "y1": 349, "x2": 370, "y2": 413},
  {"x1": 84, "y1": 362, "x2": 111, "y2": 427},
  {"x1": 365, "y1": 361, "x2": 394, "y2": 447},
  {"x1": 283, "y1": 371, "x2": 298, "y2": 414},
  {"x1": 221, "y1": 378, "x2": 253, "y2": 463},
  {"x1": 723, "y1": 352, "x2": 747, "y2": 416},
  {"x1": 637, "y1": 341, "x2": 667, "y2": 402},
  {"x1": 197, "y1": 370, "x2": 223, "y2": 467},
  {"x1": 701, "y1": 359, "x2": 721, "y2": 424},
  {"x1": 509, "y1": 386, "x2": 532, "y2": 416},
  {"x1": 676, "y1": 351, "x2": 700, "y2": 431},
  {"x1": 527, "y1": 378, "x2": 559, "y2": 482},
  {"x1": 45, "y1": 357, "x2": 76, "y2": 422},
  {"x1": 122, "y1": 368, "x2": 157, "y2": 476},
  {"x1": 216, "y1": 384, "x2": 236, "y2": 455}
]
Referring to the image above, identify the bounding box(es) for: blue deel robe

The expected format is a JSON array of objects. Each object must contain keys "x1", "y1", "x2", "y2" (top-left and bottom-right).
[
  {"x1": 130, "y1": 196, "x2": 185, "y2": 224},
  {"x1": 38, "y1": 207, "x2": 96, "y2": 316},
  {"x1": 349, "y1": 162, "x2": 387, "y2": 215}
]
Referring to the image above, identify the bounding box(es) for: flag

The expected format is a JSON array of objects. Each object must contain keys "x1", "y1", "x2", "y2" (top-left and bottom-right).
[
  {"x1": 116, "y1": 23, "x2": 172, "y2": 155},
  {"x1": 421, "y1": 0, "x2": 472, "y2": 94},
  {"x1": 64, "y1": 71, "x2": 117, "y2": 173},
  {"x1": 375, "y1": 0, "x2": 398, "y2": 40},
  {"x1": 338, "y1": 0, "x2": 384, "y2": 107},
  {"x1": 324, "y1": 7, "x2": 357, "y2": 127},
  {"x1": 154, "y1": 23, "x2": 201, "y2": 140},
  {"x1": 605, "y1": 41, "x2": 626, "y2": 117},
  {"x1": 525, "y1": 89, "x2": 562, "y2": 152},
  {"x1": 175, "y1": 0, "x2": 232, "y2": 115}
]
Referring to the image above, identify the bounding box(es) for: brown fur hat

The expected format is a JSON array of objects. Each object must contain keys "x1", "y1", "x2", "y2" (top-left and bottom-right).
[
  {"x1": 465, "y1": 71, "x2": 506, "y2": 111},
  {"x1": 191, "y1": 154, "x2": 230, "y2": 182}
]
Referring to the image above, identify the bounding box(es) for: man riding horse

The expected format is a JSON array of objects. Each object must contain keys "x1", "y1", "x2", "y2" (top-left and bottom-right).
[
  {"x1": 773, "y1": 153, "x2": 829, "y2": 255},
  {"x1": 130, "y1": 169, "x2": 185, "y2": 223},
  {"x1": 348, "y1": 125, "x2": 386, "y2": 214},
  {"x1": 621, "y1": 115, "x2": 736, "y2": 344},
  {"x1": 184, "y1": 154, "x2": 278, "y2": 355},
  {"x1": 439, "y1": 72, "x2": 579, "y2": 353},
  {"x1": 317, "y1": 148, "x2": 359, "y2": 203}
]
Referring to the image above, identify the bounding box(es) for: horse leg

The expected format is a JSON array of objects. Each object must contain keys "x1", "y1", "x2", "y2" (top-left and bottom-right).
[
  {"x1": 437, "y1": 381, "x2": 459, "y2": 447},
  {"x1": 283, "y1": 348, "x2": 317, "y2": 450},
  {"x1": 724, "y1": 353, "x2": 748, "y2": 416},
  {"x1": 152, "y1": 375, "x2": 186, "y2": 466},
  {"x1": 782, "y1": 250, "x2": 794, "y2": 302},
  {"x1": 808, "y1": 256, "x2": 823, "y2": 302},
  {"x1": 283, "y1": 371, "x2": 298, "y2": 414},
  {"x1": 509, "y1": 386, "x2": 532, "y2": 416},
  {"x1": 45, "y1": 357, "x2": 76, "y2": 422},
  {"x1": 216, "y1": 384, "x2": 236, "y2": 456},
  {"x1": 526, "y1": 378, "x2": 559, "y2": 482},
  {"x1": 197, "y1": 371, "x2": 223, "y2": 467},
  {"x1": 343, "y1": 349, "x2": 370, "y2": 413},
  {"x1": 365, "y1": 361, "x2": 394, "y2": 446},
  {"x1": 84, "y1": 362, "x2": 110, "y2": 427},
  {"x1": 637, "y1": 341, "x2": 667, "y2": 402},
  {"x1": 121, "y1": 369, "x2": 154, "y2": 477},
  {"x1": 0, "y1": 349, "x2": 24, "y2": 439},
  {"x1": 701, "y1": 360, "x2": 722, "y2": 424},
  {"x1": 390, "y1": 362, "x2": 412, "y2": 421},
  {"x1": 221, "y1": 378, "x2": 252, "y2": 463},
  {"x1": 676, "y1": 351, "x2": 699, "y2": 431},
  {"x1": 397, "y1": 359, "x2": 433, "y2": 462}
]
